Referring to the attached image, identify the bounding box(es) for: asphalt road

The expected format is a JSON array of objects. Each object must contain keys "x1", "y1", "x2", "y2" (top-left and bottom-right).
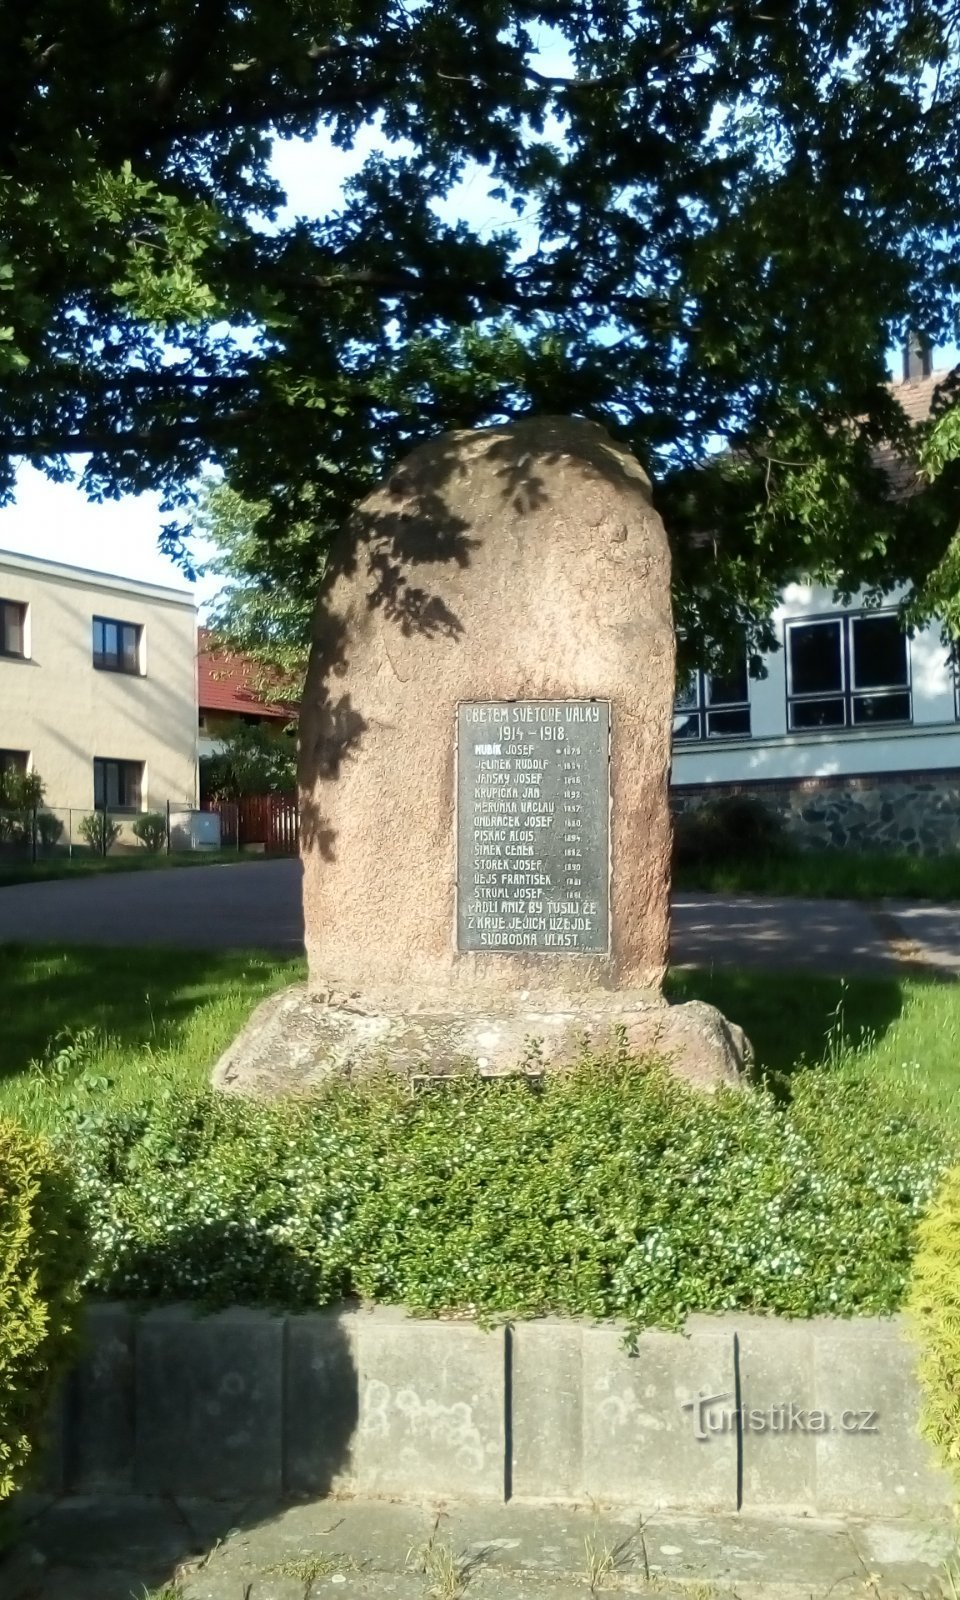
[{"x1": 0, "y1": 858, "x2": 957, "y2": 975}]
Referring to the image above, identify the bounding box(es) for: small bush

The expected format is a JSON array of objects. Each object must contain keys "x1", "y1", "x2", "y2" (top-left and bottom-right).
[
  {"x1": 0, "y1": 1118, "x2": 88, "y2": 1500},
  {"x1": 64, "y1": 1061, "x2": 951, "y2": 1328},
  {"x1": 132, "y1": 812, "x2": 167, "y2": 853},
  {"x1": 0, "y1": 769, "x2": 45, "y2": 847},
  {"x1": 34, "y1": 812, "x2": 64, "y2": 850},
  {"x1": 78, "y1": 813, "x2": 122, "y2": 856},
  {"x1": 673, "y1": 795, "x2": 788, "y2": 868},
  {"x1": 908, "y1": 1164, "x2": 960, "y2": 1483}
]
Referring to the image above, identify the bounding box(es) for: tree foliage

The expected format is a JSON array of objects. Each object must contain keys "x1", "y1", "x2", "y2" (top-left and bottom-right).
[
  {"x1": 4, "y1": 1, "x2": 960, "y2": 661},
  {"x1": 200, "y1": 722, "x2": 298, "y2": 799}
]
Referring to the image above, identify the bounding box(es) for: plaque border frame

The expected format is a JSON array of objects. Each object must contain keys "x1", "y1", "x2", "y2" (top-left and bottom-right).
[{"x1": 453, "y1": 696, "x2": 612, "y2": 956}]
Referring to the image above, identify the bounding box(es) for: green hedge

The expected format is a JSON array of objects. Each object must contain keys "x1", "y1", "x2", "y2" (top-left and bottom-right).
[
  {"x1": 67, "y1": 1058, "x2": 952, "y2": 1329},
  {"x1": 0, "y1": 1119, "x2": 88, "y2": 1500},
  {"x1": 908, "y1": 1163, "x2": 960, "y2": 1483}
]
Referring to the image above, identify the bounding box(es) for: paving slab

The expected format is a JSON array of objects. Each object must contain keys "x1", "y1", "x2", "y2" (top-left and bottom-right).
[{"x1": 2, "y1": 1496, "x2": 955, "y2": 1600}]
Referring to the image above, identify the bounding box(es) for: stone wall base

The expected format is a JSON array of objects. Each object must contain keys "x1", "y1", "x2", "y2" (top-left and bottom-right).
[
  {"x1": 671, "y1": 769, "x2": 960, "y2": 854},
  {"x1": 39, "y1": 1304, "x2": 951, "y2": 1518}
]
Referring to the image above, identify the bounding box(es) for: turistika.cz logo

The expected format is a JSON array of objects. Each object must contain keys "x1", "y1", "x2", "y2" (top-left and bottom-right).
[{"x1": 681, "y1": 1392, "x2": 879, "y2": 1441}]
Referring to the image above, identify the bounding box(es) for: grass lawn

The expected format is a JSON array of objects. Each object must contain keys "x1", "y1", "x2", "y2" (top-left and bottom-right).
[
  {"x1": 0, "y1": 849, "x2": 269, "y2": 889},
  {"x1": 1, "y1": 942, "x2": 959, "y2": 1132},
  {"x1": 674, "y1": 847, "x2": 960, "y2": 901},
  {"x1": 0, "y1": 943, "x2": 304, "y2": 1131}
]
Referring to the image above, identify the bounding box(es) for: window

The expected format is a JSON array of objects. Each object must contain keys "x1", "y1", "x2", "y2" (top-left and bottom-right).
[
  {"x1": 0, "y1": 750, "x2": 28, "y2": 776},
  {"x1": 674, "y1": 658, "x2": 751, "y2": 741},
  {"x1": 786, "y1": 612, "x2": 911, "y2": 731},
  {"x1": 93, "y1": 758, "x2": 143, "y2": 811},
  {"x1": 92, "y1": 616, "x2": 142, "y2": 674},
  {"x1": 0, "y1": 599, "x2": 27, "y2": 658}
]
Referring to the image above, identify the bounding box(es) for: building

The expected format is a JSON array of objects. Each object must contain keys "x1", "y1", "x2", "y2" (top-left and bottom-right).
[
  {"x1": 671, "y1": 365, "x2": 960, "y2": 852},
  {"x1": 197, "y1": 627, "x2": 295, "y2": 758},
  {"x1": 0, "y1": 549, "x2": 198, "y2": 812}
]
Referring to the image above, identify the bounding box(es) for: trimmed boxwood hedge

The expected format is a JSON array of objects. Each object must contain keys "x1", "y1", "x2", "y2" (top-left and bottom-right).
[
  {"x1": 65, "y1": 1055, "x2": 954, "y2": 1331},
  {"x1": 0, "y1": 1118, "x2": 87, "y2": 1500},
  {"x1": 909, "y1": 1162, "x2": 960, "y2": 1484}
]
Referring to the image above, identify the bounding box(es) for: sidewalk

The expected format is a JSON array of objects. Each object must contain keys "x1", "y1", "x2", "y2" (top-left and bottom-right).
[{"x1": 2, "y1": 1494, "x2": 954, "y2": 1600}]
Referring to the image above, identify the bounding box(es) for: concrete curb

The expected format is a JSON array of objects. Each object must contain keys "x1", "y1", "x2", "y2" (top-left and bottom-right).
[{"x1": 42, "y1": 1304, "x2": 952, "y2": 1516}]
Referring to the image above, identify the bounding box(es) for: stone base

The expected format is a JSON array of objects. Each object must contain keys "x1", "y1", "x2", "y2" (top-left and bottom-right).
[{"x1": 212, "y1": 984, "x2": 752, "y2": 1095}]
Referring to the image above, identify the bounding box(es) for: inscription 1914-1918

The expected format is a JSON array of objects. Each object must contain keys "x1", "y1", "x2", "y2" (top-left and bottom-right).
[{"x1": 456, "y1": 699, "x2": 610, "y2": 953}]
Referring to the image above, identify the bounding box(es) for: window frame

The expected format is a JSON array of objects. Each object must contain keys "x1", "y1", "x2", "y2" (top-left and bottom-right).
[
  {"x1": 785, "y1": 609, "x2": 912, "y2": 733},
  {"x1": 673, "y1": 661, "x2": 752, "y2": 743},
  {"x1": 0, "y1": 598, "x2": 28, "y2": 659},
  {"x1": 92, "y1": 615, "x2": 143, "y2": 675},
  {"x1": 93, "y1": 757, "x2": 144, "y2": 812}
]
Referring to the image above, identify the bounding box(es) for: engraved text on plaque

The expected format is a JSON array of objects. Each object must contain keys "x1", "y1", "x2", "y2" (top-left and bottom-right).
[{"x1": 456, "y1": 699, "x2": 610, "y2": 952}]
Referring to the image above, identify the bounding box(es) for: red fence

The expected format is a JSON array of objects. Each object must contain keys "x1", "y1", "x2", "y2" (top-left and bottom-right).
[{"x1": 204, "y1": 795, "x2": 300, "y2": 855}]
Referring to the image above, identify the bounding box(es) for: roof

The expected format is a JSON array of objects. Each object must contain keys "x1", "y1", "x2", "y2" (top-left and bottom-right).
[
  {"x1": 197, "y1": 628, "x2": 296, "y2": 719},
  {"x1": 875, "y1": 369, "x2": 949, "y2": 496},
  {"x1": 0, "y1": 547, "x2": 195, "y2": 607}
]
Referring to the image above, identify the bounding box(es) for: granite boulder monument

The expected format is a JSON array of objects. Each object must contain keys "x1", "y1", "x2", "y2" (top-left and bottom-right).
[{"x1": 214, "y1": 416, "x2": 750, "y2": 1093}]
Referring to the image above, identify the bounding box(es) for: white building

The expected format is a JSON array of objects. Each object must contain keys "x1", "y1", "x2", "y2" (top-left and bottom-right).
[
  {"x1": 0, "y1": 549, "x2": 198, "y2": 813},
  {"x1": 671, "y1": 362, "x2": 960, "y2": 851}
]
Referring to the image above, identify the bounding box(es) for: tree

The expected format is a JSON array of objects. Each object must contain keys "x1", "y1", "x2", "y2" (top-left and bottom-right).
[
  {"x1": 4, "y1": 1, "x2": 960, "y2": 666},
  {"x1": 199, "y1": 481, "x2": 315, "y2": 688},
  {"x1": 200, "y1": 723, "x2": 298, "y2": 800}
]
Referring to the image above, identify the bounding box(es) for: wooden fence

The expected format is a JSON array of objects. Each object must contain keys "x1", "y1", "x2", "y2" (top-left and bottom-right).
[{"x1": 204, "y1": 794, "x2": 299, "y2": 855}]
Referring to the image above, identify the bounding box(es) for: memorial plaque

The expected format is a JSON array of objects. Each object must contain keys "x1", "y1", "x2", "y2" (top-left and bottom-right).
[{"x1": 457, "y1": 699, "x2": 610, "y2": 953}]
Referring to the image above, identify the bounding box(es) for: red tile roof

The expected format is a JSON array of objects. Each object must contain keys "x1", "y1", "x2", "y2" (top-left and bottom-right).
[
  {"x1": 877, "y1": 369, "x2": 950, "y2": 496},
  {"x1": 197, "y1": 628, "x2": 295, "y2": 719}
]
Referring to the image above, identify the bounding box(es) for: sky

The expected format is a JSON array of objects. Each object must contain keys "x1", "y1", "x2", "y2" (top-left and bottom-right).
[
  {"x1": 0, "y1": 122, "x2": 552, "y2": 615},
  {"x1": 0, "y1": 28, "x2": 572, "y2": 613},
  {"x1": 1, "y1": 50, "x2": 956, "y2": 612}
]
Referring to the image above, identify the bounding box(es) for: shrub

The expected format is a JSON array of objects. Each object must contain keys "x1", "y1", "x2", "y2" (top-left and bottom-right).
[
  {"x1": 34, "y1": 811, "x2": 64, "y2": 851},
  {"x1": 64, "y1": 1060, "x2": 951, "y2": 1328},
  {"x1": 0, "y1": 769, "x2": 45, "y2": 846},
  {"x1": 0, "y1": 1118, "x2": 88, "y2": 1500},
  {"x1": 673, "y1": 795, "x2": 788, "y2": 868},
  {"x1": 132, "y1": 812, "x2": 167, "y2": 852},
  {"x1": 908, "y1": 1164, "x2": 960, "y2": 1483},
  {"x1": 78, "y1": 812, "x2": 122, "y2": 856}
]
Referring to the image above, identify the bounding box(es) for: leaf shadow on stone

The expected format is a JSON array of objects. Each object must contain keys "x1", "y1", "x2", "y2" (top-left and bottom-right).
[{"x1": 297, "y1": 419, "x2": 588, "y2": 865}]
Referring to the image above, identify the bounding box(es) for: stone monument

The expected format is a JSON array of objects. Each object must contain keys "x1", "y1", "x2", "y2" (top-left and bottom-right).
[{"x1": 215, "y1": 416, "x2": 750, "y2": 1093}]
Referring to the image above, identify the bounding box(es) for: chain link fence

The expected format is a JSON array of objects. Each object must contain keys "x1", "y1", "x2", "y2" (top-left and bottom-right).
[{"x1": 0, "y1": 802, "x2": 229, "y2": 862}]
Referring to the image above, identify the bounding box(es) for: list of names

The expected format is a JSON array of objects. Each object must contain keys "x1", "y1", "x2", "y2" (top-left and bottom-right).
[{"x1": 456, "y1": 699, "x2": 610, "y2": 953}]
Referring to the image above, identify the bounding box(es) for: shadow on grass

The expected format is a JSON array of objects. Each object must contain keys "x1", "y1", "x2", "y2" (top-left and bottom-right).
[
  {"x1": 0, "y1": 942, "x2": 303, "y2": 1082},
  {"x1": 665, "y1": 966, "x2": 908, "y2": 1081}
]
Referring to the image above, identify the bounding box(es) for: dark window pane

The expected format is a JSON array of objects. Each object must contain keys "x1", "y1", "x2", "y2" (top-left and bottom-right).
[
  {"x1": 673, "y1": 711, "x2": 701, "y2": 740},
  {"x1": 2, "y1": 601, "x2": 25, "y2": 656},
  {"x1": 92, "y1": 616, "x2": 141, "y2": 672},
  {"x1": 789, "y1": 696, "x2": 847, "y2": 730},
  {"x1": 852, "y1": 692, "x2": 912, "y2": 724},
  {"x1": 674, "y1": 672, "x2": 700, "y2": 711},
  {"x1": 788, "y1": 622, "x2": 843, "y2": 695},
  {"x1": 93, "y1": 761, "x2": 104, "y2": 809},
  {"x1": 852, "y1": 614, "x2": 908, "y2": 689},
  {"x1": 0, "y1": 750, "x2": 28, "y2": 775},
  {"x1": 707, "y1": 659, "x2": 748, "y2": 706},
  {"x1": 706, "y1": 707, "x2": 751, "y2": 737}
]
